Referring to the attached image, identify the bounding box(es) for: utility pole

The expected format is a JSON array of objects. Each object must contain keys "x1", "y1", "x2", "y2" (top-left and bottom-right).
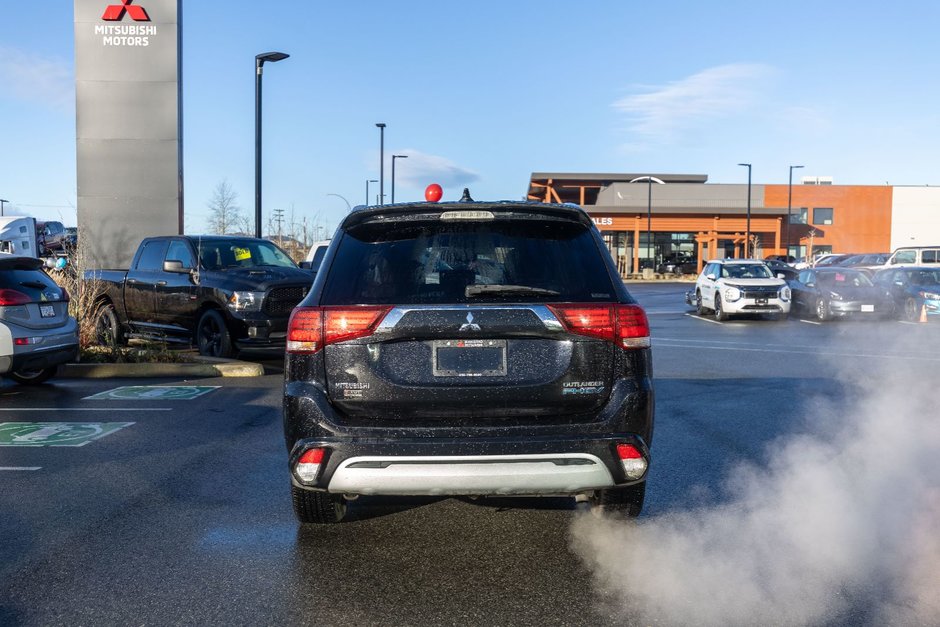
[{"x1": 273, "y1": 208, "x2": 284, "y2": 246}]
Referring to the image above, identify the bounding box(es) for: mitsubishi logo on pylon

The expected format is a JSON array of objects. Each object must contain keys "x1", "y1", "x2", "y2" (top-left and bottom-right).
[{"x1": 102, "y1": 0, "x2": 150, "y2": 21}]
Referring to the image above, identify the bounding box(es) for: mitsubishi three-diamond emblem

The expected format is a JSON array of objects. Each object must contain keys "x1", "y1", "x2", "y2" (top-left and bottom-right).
[{"x1": 459, "y1": 312, "x2": 481, "y2": 332}]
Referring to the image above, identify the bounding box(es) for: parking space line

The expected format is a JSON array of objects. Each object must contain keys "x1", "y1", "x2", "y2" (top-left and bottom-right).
[
  {"x1": 0, "y1": 408, "x2": 171, "y2": 412},
  {"x1": 0, "y1": 467, "x2": 42, "y2": 471},
  {"x1": 684, "y1": 313, "x2": 723, "y2": 325},
  {"x1": 653, "y1": 340, "x2": 940, "y2": 362},
  {"x1": 799, "y1": 319, "x2": 822, "y2": 325},
  {"x1": 897, "y1": 321, "x2": 920, "y2": 325}
]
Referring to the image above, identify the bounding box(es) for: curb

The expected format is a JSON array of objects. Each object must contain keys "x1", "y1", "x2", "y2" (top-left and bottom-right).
[{"x1": 60, "y1": 357, "x2": 265, "y2": 378}]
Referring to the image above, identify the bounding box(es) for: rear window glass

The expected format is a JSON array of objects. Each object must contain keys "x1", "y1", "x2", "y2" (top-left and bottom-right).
[
  {"x1": 0, "y1": 269, "x2": 65, "y2": 302},
  {"x1": 322, "y1": 220, "x2": 616, "y2": 304}
]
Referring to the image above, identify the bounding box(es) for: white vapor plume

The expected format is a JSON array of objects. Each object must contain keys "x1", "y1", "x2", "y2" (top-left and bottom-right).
[
  {"x1": 389, "y1": 149, "x2": 480, "y2": 189},
  {"x1": 572, "y1": 336, "x2": 940, "y2": 626}
]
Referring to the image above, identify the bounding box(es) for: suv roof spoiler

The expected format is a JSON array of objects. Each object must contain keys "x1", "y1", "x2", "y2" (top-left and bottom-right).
[{"x1": 342, "y1": 201, "x2": 593, "y2": 229}]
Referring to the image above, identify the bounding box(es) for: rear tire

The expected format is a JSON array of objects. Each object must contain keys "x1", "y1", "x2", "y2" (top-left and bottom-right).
[
  {"x1": 714, "y1": 294, "x2": 727, "y2": 321},
  {"x1": 94, "y1": 302, "x2": 124, "y2": 347},
  {"x1": 695, "y1": 290, "x2": 708, "y2": 315},
  {"x1": 291, "y1": 485, "x2": 347, "y2": 524},
  {"x1": 816, "y1": 298, "x2": 830, "y2": 322},
  {"x1": 904, "y1": 297, "x2": 920, "y2": 322},
  {"x1": 591, "y1": 482, "x2": 646, "y2": 518},
  {"x1": 9, "y1": 366, "x2": 58, "y2": 385}
]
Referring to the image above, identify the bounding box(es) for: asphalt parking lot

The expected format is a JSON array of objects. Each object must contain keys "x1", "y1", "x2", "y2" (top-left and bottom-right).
[{"x1": 1, "y1": 283, "x2": 938, "y2": 626}]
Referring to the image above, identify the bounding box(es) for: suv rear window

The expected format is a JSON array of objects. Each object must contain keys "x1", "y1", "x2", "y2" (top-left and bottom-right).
[
  {"x1": 0, "y1": 268, "x2": 65, "y2": 302},
  {"x1": 322, "y1": 220, "x2": 616, "y2": 304}
]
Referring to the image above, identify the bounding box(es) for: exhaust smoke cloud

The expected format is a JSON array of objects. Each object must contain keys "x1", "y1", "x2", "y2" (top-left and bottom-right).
[{"x1": 572, "y1": 341, "x2": 940, "y2": 626}]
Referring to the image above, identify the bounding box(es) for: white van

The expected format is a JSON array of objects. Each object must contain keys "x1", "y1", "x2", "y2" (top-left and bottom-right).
[
  {"x1": 0, "y1": 217, "x2": 38, "y2": 257},
  {"x1": 298, "y1": 239, "x2": 331, "y2": 271},
  {"x1": 885, "y1": 245, "x2": 940, "y2": 267}
]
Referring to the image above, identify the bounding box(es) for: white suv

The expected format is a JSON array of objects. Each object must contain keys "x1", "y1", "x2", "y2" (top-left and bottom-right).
[{"x1": 691, "y1": 259, "x2": 791, "y2": 321}]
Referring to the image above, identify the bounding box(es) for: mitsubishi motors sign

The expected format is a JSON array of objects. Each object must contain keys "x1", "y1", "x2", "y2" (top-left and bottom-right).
[{"x1": 74, "y1": 0, "x2": 182, "y2": 268}]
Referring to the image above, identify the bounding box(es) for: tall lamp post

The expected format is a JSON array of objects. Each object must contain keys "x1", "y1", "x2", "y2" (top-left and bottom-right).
[
  {"x1": 738, "y1": 163, "x2": 752, "y2": 257},
  {"x1": 629, "y1": 176, "x2": 665, "y2": 270},
  {"x1": 375, "y1": 123, "x2": 386, "y2": 205},
  {"x1": 391, "y1": 154, "x2": 408, "y2": 203},
  {"x1": 254, "y1": 51, "x2": 289, "y2": 238},
  {"x1": 786, "y1": 165, "x2": 804, "y2": 260},
  {"x1": 326, "y1": 193, "x2": 351, "y2": 212},
  {"x1": 365, "y1": 179, "x2": 378, "y2": 206},
  {"x1": 0, "y1": 199, "x2": 8, "y2": 217}
]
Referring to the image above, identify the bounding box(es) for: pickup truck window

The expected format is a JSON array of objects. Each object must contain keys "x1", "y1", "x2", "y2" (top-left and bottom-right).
[
  {"x1": 137, "y1": 240, "x2": 169, "y2": 271},
  {"x1": 195, "y1": 238, "x2": 296, "y2": 270},
  {"x1": 166, "y1": 240, "x2": 195, "y2": 269}
]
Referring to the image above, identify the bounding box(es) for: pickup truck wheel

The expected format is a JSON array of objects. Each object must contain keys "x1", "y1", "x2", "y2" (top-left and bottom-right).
[
  {"x1": 904, "y1": 297, "x2": 921, "y2": 322},
  {"x1": 196, "y1": 310, "x2": 234, "y2": 358},
  {"x1": 590, "y1": 482, "x2": 645, "y2": 518},
  {"x1": 291, "y1": 485, "x2": 347, "y2": 524},
  {"x1": 714, "y1": 294, "x2": 727, "y2": 321},
  {"x1": 695, "y1": 290, "x2": 708, "y2": 315},
  {"x1": 94, "y1": 303, "x2": 124, "y2": 347},
  {"x1": 9, "y1": 366, "x2": 58, "y2": 385}
]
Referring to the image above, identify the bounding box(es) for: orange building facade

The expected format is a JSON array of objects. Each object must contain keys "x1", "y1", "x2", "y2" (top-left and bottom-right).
[{"x1": 528, "y1": 173, "x2": 894, "y2": 275}]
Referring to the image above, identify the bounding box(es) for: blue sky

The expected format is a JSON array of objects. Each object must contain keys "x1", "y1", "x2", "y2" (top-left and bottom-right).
[{"x1": 2, "y1": 1, "x2": 939, "y2": 233}]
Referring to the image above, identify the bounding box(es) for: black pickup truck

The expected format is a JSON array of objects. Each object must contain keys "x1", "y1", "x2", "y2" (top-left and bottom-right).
[{"x1": 85, "y1": 235, "x2": 313, "y2": 357}]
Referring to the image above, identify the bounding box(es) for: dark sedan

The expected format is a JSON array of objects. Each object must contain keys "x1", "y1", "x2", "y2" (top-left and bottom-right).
[
  {"x1": 789, "y1": 268, "x2": 891, "y2": 321},
  {"x1": 764, "y1": 258, "x2": 799, "y2": 281},
  {"x1": 872, "y1": 266, "x2": 940, "y2": 322}
]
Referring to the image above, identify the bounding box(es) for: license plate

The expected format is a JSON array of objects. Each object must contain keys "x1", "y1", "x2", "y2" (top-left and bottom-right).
[
  {"x1": 861, "y1": 304, "x2": 874, "y2": 312},
  {"x1": 756, "y1": 298, "x2": 768, "y2": 305},
  {"x1": 40, "y1": 305, "x2": 56, "y2": 318},
  {"x1": 433, "y1": 339, "x2": 507, "y2": 377}
]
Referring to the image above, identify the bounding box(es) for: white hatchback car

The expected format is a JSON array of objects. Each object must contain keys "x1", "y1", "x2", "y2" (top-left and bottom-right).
[
  {"x1": 691, "y1": 259, "x2": 791, "y2": 321},
  {"x1": 0, "y1": 255, "x2": 78, "y2": 384}
]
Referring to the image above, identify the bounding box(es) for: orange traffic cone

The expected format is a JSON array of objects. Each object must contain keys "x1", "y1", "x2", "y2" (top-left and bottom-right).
[{"x1": 920, "y1": 303, "x2": 928, "y2": 323}]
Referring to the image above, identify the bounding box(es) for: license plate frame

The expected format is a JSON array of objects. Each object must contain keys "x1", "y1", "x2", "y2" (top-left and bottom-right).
[
  {"x1": 756, "y1": 297, "x2": 768, "y2": 305},
  {"x1": 861, "y1": 304, "x2": 875, "y2": 313},
  {"x1": 432, "y1": 339, "x2": 507, "y2": 377},
  {"x1": 39, "y1": 304, "x2": 56, "y2": 318}
]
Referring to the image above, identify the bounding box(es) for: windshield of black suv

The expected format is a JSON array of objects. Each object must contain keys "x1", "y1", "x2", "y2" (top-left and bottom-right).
[
  {"x1": 720, "y1": 263, "x2": 773, "y2": 279},
  {"x1": 322, "y1": 219, "x2": 617, "y2": 304},
  {"x1": 195, "y1": 238, "x2": 296, "y2": 270}
]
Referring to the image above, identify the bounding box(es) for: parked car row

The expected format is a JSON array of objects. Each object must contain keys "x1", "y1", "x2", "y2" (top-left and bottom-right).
[{"x1": 688, "y1": 257, "x2": 940, "y2": 323}]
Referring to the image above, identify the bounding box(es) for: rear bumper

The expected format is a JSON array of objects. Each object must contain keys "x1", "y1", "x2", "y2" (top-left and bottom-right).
[
  {"x1": 2, "y1": 343, "x2": 78, "y2": 375},
  {"x1": 288, "y1": 434, "x2": 648, "y2": 496}
]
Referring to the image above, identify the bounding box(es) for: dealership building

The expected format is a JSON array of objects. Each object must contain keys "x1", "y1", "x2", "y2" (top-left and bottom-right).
[{"x1": 527, "y1": 173, "x2": 940, "y2": 275}]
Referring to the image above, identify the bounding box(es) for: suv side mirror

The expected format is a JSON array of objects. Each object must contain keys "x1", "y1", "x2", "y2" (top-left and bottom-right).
[
  {"x1": 298, "y1": 261, "x2": 312, "y2": 270},
  {"x1": 163, "y1": 260, "x2": 191, "y2": 274},
  {"x1": 705, "y1": 273, "x2": 717, "y2": 281},
  {"x1": 777, "y1": 273, "x2": 786, "y2": 280}
]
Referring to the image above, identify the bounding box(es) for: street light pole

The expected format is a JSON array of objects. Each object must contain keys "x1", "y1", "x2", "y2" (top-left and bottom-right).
[
  {"x1": 738, "y1": 163, "x2": 752, "y2": 257},
  {"x1": 326, "y1": 193, "x2": 351, "y2": 212},
  {"x1": 366, "y1": 179, "x2": 378, "y2": 206},
  {"x1": 787, "y1": 165, "x2": 804, "y2": 260},
  {"x1": 629, "y1": 176, "x2": 665, "y2": 270},
  {"x1": 0, "y1": 199, "x2": 8, "y2": 217},
  {"x1": 254, "y1": 51, "x2": 289, "y2": 238},
  {"x1": 391, "y1": 155, "x2": 408, "y2": 204},
  {"x1": 375, "y1": 123, "x2": 386, "y2": 205}
]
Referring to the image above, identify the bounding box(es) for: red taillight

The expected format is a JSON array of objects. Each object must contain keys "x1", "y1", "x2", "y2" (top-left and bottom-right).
[
  {"x1": 616, "y1": 443, "x2": 643, "y2": 460},
  {"x1": 287, "y1": 306, "x2": 391, "y2": 354},
  {"x1": 287, "y1": 308, "x2": 323, "y2": 353},
  {"x1": 295, "y1": 447, "x2": 326, "y2": 482},
  {"x1": 0, "y1": 289, "x2": 31, "y2": 306},
  {"x1": 548, "y1": 304, "x2": 650, "y2": 349},
  {"x1": 298, "y1": 448, "x2": 325, "y2": 464}
]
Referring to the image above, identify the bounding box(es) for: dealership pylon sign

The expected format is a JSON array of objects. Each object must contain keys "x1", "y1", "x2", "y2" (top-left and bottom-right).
[{"x1": 74, "y1": 0, "x2": 182, "y2": 269}]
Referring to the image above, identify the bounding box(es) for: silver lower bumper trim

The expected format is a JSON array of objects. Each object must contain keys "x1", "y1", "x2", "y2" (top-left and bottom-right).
[{"x1": 327, "y1": 453, "x2": 614, "y2": 496}]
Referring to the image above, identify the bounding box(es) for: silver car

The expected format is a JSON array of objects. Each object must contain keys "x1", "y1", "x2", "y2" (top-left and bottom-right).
[{"x1": 0, "y1": 255, "x2": 78, "y2": 384}]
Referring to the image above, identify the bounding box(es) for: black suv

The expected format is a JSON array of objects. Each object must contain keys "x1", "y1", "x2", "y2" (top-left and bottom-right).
[{"x1": 283, "y1": 197, "x2": 654, "y2": 523}]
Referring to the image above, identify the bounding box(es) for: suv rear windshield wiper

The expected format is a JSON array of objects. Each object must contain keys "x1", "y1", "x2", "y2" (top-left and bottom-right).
[{"x1": 465, "y1": 284, "x2": 560, "y2": 298}]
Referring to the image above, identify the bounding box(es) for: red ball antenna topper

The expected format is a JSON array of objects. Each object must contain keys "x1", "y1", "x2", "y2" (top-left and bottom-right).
[{"x1": 425, "y1": 184, "x2": 443, "y2": 202}]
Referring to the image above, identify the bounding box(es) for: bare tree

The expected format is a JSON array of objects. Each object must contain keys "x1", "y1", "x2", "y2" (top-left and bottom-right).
[{"x1": 206, "y1": 179, "x2": 244, "y2": 234}]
